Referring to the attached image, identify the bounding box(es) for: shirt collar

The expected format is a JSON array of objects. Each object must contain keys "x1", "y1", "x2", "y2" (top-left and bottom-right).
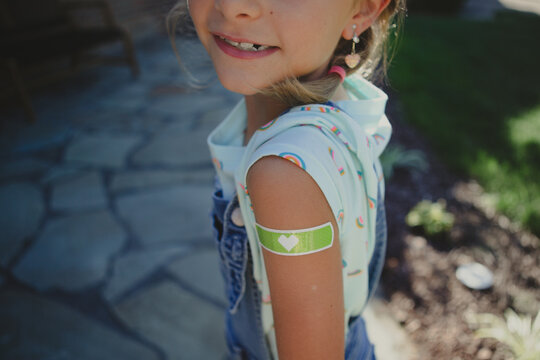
[{"x1": 207, "y1": 75, "x2": 388, "y2": 159}]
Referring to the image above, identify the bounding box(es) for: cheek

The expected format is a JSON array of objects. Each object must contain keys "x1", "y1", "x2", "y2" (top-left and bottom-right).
[
  {"x1": 188, "y1": 2, "x2": 211, "y2": 42},
  {"x1": 283, "y1": 18, "x2": 342, "y2": 74}
]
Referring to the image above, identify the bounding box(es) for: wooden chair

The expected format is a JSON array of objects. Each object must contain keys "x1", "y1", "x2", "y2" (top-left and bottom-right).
[{"x1": 1, "y1": 0, "x2": 140, "y2": 122}]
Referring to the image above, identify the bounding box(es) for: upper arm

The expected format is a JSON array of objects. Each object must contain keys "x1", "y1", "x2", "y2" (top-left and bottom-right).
[{"x1": 247, "y1": 155, "x2": 344, "y2": 360}]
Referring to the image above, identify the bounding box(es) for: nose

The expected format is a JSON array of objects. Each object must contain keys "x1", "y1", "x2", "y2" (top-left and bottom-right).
[{"x1": 215, "y1": 0, "x2": 262, "y2": 20}]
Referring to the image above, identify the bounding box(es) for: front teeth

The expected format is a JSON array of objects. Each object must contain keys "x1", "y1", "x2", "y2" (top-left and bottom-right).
[
  {"x1": 239, "y1": 42, "x2": 254, "y2": 50},
  {"x1": 219, "y1": 36, "x2": 270, "y2": 51}
]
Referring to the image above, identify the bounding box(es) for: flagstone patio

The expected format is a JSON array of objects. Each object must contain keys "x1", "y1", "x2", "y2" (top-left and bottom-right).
[{"x1": 0, "y1": 23, "x2": 416, "y2": 360}]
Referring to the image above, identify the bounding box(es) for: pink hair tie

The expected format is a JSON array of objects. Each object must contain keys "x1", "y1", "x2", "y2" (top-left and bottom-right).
[{"x1": 328, "y1": 65, "x2": 346, "y2": 83}]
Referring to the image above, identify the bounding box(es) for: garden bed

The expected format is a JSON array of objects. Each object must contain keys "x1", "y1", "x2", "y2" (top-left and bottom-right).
[{"x1": 380, "y1": 96, "x2": 539, "y2": 359}]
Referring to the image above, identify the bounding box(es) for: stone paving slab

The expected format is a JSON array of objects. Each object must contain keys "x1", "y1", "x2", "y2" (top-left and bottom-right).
[
  {"x1": 113, "y1": 281, "x2": 227, "y2": 359},
  {"x1": 0, "y1": 158, "x2": 52, "y2": 181},
  {"x1": 167, "y1": 247, "x2": 227, "y2": 305},
  {"x1": 65, "y1": 133, "x2": 142, "y2": 169},
  {"x1": 96, "y1": 91, "x2": 150, "y2": 113},
  {"x1": 0, "y1": 29, "x2": 423, "y2": 360},
  {"x1": 111, "y1": 168, "x2": 214, "y2": 193},
  {"x1": 115, "y1": 184, "x2": 214, "y2": 245},
  {"x1": 132, "y1": 122, "x2": 214, "y2": 167},
  {"x1": 500, "y1": 0, "x2": 540, "y2": 15},
  {"x1": 72, "y1": 110, "x2": 167, "y2": 133},
  {"x1": 195, "y1": 106, "x2": 235, "y2": 134},
  {"x1": 2, "y1": 113, "x2": 75, "y2": 154},
  {"x1": 0, "y1": 290, "x2": 158, "y2": 360},
  {"x1": 463, "y1": 0, "x2": 540, "y2": 18},
  {"x1": 147, "y1": 93, "x2": 226, "y2": 118},
  {"x1": 363, "y1": 297, "x2": 418, "y2": 360},
  {"x1": 104, "y1": 245, "x2": 188, "y2": 302},
  {"x1": 13, "y1": 210, "x2": 126, "y2": 290},
  {"x1": 41, "y1": 163, "x2": 87, "y2": 184},
  {"x1": 51, "y1": 171, "x2": 108, "y2": 211},
  {"x1": 462, "y1": 0, "x2": 505, "y2": 18},
  {"x1": 0, "y1": 182, "x2": 44, "y2": 267}
]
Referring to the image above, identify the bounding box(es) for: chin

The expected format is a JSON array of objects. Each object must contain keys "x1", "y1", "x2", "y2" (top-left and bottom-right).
[
  {"x1": 214, "y1": 65, "x2": 281, "y2": 96},
  {"x1": 220, "y1": 79, "x2": 260, "y2": 95},
  {"x1": 216, "y1": 74, "x2": 262, "y2": 96}
]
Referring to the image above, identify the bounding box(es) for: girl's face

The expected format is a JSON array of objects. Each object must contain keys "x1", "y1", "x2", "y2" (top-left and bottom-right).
[{"x1": 189, "y1": 0, "x2": 358, "y2": 95}]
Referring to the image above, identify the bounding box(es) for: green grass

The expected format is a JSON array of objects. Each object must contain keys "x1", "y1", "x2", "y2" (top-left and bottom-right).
[{"x1": 388, "y1": 11, "x2": 540, "y2": 236}]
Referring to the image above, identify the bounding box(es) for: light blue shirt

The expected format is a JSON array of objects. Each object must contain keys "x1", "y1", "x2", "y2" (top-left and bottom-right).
[{"x1": 208, "y1": 74, "x2": 391, "y2": 359}]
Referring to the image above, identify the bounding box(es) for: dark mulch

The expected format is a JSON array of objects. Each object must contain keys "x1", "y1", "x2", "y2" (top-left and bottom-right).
[{"x1": 381, "y1": 92, "x2": 540, "y2": 360}]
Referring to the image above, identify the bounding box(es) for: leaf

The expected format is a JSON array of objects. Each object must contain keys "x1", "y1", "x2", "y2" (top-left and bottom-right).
[
  {"x1": 380, "y1": 145, "x2": 429, "y2": 181},
  {"x1": 532, "y1": 309, "x2": 540, "y2": 334},
  {"x1": 467, "y1": 309, "x2": 540, "y2": 359}
]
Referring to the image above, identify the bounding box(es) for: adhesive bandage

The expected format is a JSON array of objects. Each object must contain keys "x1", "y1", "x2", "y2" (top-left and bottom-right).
[{"x1": 255, "y1": 222, "x2": 334, "y2": 256}]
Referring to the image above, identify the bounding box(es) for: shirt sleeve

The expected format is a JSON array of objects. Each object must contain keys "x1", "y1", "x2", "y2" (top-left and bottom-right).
[{"x1": 243, "y1": 124, "x2": 359, "y2": 237}]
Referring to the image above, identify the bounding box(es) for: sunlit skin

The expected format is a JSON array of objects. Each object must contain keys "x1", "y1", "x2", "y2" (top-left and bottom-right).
[
  {"x1": 189, "y1": 0, "x2": 389, "y2": 142},
  {"x1": 189, "y1": 0, "x2": 390, "y2": 358}
]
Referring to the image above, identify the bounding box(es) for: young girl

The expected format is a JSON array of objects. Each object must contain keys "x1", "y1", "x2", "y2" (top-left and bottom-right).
[{"x1": 168, "y1": 0, "x2": 404, "y2": 358}]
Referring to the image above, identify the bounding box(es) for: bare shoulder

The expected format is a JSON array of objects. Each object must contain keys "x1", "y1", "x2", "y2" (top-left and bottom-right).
[{"x1": 246, "y1": 155, "x2": 333, "y2": 229}]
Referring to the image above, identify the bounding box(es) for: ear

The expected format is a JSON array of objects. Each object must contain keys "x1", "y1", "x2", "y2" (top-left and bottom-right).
[{"x1": 342, "y1": 0, "x2": 391, "y2": 40}]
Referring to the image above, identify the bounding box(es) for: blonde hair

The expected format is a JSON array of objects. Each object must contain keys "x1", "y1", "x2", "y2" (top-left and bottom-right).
[{"x1": 166, "y1": 0, "x2": 406, "y2": 106}]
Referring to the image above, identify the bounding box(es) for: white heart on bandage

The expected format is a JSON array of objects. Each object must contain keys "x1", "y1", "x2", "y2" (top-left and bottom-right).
[{"x1": 278, "y1": 234, "x2": 299, "y2": 252}]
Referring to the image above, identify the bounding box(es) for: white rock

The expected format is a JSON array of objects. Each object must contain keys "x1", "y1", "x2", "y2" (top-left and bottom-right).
[{"x1": 456, "y1": 262, "x2": 494, "y2": 290}]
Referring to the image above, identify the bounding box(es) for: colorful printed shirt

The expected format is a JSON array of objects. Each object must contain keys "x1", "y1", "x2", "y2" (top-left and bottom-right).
[{"x1": 207, "y1": 74, "x2": 391, "y2": 359}]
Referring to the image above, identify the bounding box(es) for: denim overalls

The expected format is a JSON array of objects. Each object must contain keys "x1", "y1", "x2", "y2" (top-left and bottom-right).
[{"x1": 210, "y1": 175, "x2": 387, "y2": 360}]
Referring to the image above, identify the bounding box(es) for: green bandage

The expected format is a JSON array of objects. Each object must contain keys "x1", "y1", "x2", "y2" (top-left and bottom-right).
[{"x1": 255, "y1": 222, "x2": 334, "y2": 256}]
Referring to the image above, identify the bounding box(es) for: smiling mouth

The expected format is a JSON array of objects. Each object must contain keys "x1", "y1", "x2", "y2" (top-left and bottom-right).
[{"x1": 216, "y1": 35, "x2": 276, "y2": 52}]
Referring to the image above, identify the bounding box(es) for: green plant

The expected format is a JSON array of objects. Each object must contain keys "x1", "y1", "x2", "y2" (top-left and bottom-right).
[
  {"x1": 380, "y1": 144, "x2": 428, "y2": 181},
  {"x1": 389, "y1": 13, "x2": 540, "y2": 236},
  {"x1": 466, "y1": 309, "x2": 540, "y2": 360},
  {"x1": 405, "y1": 199, "x2": 454, "y2": 237}
]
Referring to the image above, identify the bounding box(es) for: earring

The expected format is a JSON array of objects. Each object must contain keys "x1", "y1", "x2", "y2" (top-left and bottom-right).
[
  {"x1": 186, "y1": 0, "x2": 190, "y2": 12},
  {"x1": 345, "y1": 24, "x2": 361, "y2": 69}
]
